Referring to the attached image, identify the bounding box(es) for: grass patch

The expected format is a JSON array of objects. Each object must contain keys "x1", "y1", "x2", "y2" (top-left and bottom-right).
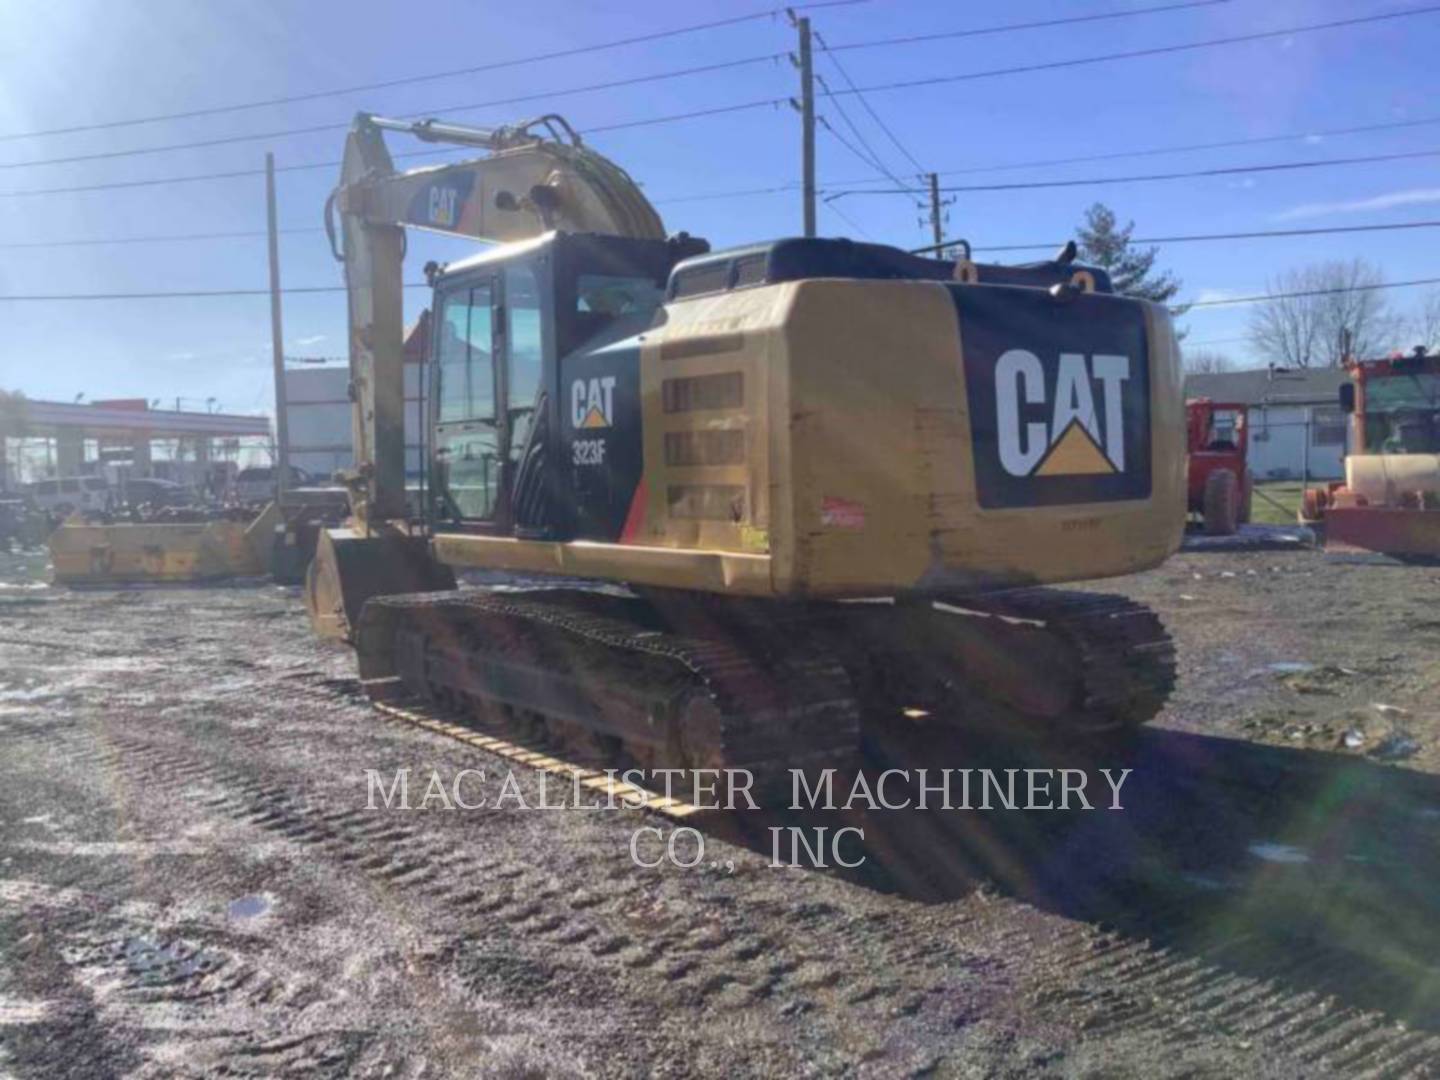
[{"x1": 1249, "y1": 482, "x2": 1308, "y2": 526}]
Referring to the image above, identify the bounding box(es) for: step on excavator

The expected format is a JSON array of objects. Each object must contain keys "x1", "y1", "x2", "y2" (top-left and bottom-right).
[{"x1": 307, "y1": 113, "x2": 1186, "y2": 792}]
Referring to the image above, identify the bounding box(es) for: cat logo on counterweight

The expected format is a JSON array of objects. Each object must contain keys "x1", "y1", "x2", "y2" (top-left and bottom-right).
[{"x1": 995, "y1": 350, "x2": 1130, "y2": 478}]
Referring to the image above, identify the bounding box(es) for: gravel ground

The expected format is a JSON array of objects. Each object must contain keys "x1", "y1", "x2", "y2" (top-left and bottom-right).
[{"x1": 0, "y1": 542, "x2": 1437, "y2": 1078}]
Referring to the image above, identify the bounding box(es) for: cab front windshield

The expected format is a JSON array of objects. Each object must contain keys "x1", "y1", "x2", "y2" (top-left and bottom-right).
[{"x1": 1365, "y1": 373, "x2": 1440, "y2": 453}]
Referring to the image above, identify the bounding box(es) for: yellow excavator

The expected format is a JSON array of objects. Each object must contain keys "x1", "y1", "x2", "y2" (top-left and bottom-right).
[{"x1": 307, "y1": 113, "x2": 1186, "y2": 789}]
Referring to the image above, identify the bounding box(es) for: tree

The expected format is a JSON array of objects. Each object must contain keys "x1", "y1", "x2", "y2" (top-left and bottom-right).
[
  {"x1": 1076, "y1": 203, "x2": 1185, "y2": 307},
  {"x1": 1184, "y1": 350, "x2": 1235, "y2": 374},
  {"x1": 1413, "y1": 288, "x2": 1440, "y2": 353},
  {"x1": 1248, "y1": 258, "x2": 1402, "y2": 367}
]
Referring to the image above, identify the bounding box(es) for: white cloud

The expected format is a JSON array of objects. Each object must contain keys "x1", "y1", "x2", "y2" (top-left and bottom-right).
[
  {"x1": 1225, "y1": 177, "x2": 1258, "y2": 190},
  {"x1": 292, "y1": 334, "x2": 327, "y2": 346},
  {"x1": 1302, "y1": 133, "x2": 1324, "y2": 145},
  {"x1": 1275, "y1": 187, "x2": 1440, "y2": 221}
]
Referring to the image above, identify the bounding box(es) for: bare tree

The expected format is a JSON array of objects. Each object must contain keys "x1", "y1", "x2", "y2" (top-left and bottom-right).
[
  {"x1": 1248, "y1": 259, "x2": 1401, "y2": 367},
  {"x1": 1184, "y1": 350, "x2": 1235, "y2": 374},
  {"x1": 1413, "y1": 288, "x2": 1440, "y2": 352}
]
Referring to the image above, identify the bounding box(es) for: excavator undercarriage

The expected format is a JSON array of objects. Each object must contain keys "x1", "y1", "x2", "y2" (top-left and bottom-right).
[{"x1": 353, "y1": 585, "x2": 1175, "y2": 794}]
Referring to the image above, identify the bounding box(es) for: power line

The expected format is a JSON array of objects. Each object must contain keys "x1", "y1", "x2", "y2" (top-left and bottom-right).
[
  {"x1": 0, "y1": 54, "x2": 787, "y2": 171},
  {"x1": 15, "y1": 210, "x2": 1440, "y2": 256},
  {"x1": 7, "y1": 274, "x2": 1440, "y2": 309},
  {"x1": 659, "y1": 111, "x2": 1440, "y2": 200},
  {"x1": 814, "y1": 29, "x2": 925, "y2": 177},
  {"x1": 5, "y1": 4, "x2": 1415, "y2": 179},
  {"x1": 0, "y1": 0, "x2": 865, "y2": 144},
  {"x1": 817, "y1": 115, "x2": 901, "y2": 183},
  {"x1": 1185, "y1": 336, "x2": 1253, "y2": 347},
  {"x1": 0, "y1": 227, "x2": 324, "y2": 250},
  {"x1": 814, "y1": 82, "x2": 910, "y2": 187},
  {"x1": 823, "y1": 197, "x2": 877, "y2": 240},
  {"x1": 921, "y1": 114, "x2": 1440, "y2": 180},
  {"x1": 831, "y1": 146, "x2": 1440, "y2": 198},
  {"x1": 1181, "y1": 277, "x2": 1440, "y2": 311},
  {"x1": 0, "y1": 101, "x2": 787, "y2": 198},
  {"x1": 828, "y1": 0, "x2": 1231, "y2": 54},
  {"x1": 6, "y1": 7, "x2": 1428, "y2": 200},
  {"x1": 823, "y1": 6, "x2": 1440, "y2": 109},
  {"x1": 910, "y1": 219, "x2": 1440, "y2": 256},
  {"x1": 0, "y1": 284, "x2": 431, "y2": 302}
]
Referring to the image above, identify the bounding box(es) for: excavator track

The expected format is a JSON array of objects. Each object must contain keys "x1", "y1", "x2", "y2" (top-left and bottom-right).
[
  {"x1": 353, "y1": 585, "x2": 1173, "y2": 800},
  {"x1": 355, "y1": 589, "x2": 862, "y2": 795},
  {"x1": 936, "y1": 588, "x2": 1177, "y2": 732}
]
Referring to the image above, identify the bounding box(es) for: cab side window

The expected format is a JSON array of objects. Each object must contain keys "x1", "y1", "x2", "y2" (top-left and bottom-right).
[
  {"x1": 505, "y1": 263, "x2": 543, "y2": 461},
  {"x1": 435, "y1": 285, "x2": 500, "y2": 520}
]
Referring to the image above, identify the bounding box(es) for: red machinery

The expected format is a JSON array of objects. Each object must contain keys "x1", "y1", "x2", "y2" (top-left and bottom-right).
[
  {"x1": 1302, "y1": 350, "x2": 1440, "y2": 556},
  {"x1": 1187, "y1": 399, "x2": 1252, "y2": 535}
]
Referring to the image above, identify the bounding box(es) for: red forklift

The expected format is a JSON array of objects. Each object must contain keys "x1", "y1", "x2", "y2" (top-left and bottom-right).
[{"x1": 1187, "y1": 398, "x2": 1253, "y2": 535}]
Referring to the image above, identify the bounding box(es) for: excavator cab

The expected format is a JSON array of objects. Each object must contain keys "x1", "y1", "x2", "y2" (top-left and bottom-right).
[{"x1": 425, "y1": 232, "x2": 706, "y2": 540}]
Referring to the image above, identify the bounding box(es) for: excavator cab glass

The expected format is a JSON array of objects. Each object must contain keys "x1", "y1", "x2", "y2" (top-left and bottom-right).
[
  {"x1": 434, "y1": 283, "x2": 499, "y2": 520},
  {"x1": 427, "y1": 232, "x2": 704, "y2": 536}
]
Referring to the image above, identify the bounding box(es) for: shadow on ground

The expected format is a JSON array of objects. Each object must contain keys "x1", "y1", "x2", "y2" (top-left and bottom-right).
[{"x1": 709, "y1": 721, "x2": 1440, "y2": 1029}]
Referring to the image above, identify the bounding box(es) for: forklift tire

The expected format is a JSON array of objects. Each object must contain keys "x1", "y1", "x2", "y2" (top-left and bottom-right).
[{"x1": 1203, "y1": 469, "x2": 1240, "y2": 536}]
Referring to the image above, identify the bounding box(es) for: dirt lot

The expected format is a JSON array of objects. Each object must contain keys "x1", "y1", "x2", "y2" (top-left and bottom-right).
[{"x1": 1, "y1": 540, "x2": 1437, "y2": 1078}]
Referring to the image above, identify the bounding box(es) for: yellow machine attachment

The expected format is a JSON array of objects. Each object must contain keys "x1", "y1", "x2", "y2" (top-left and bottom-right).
[{"x1": 49, "y1": 503, "x2": 279, "y2": 586}]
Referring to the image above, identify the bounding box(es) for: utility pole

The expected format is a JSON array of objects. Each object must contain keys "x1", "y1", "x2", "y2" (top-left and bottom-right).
[
  {"x1": 928, "y1": 173, "x2": 944, "y2": 248},
  {"x1": 265, "y1": 152, "x2": 291, "y2": 505},
  {"x1": 794, "y1": 14, "x2": 816, "y2": 238}
]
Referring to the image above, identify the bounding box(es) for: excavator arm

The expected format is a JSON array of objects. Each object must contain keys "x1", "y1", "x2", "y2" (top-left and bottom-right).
[{"x1": 326, "y1": 112, "x2": 664, "y2": 523}]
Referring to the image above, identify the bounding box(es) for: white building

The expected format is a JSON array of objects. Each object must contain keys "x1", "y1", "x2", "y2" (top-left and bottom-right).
[
  {"x1": 283, "y1": 366, "x2": 424, "y2": 481},
  {"x1": 1185, "y1": 367, "x2": 1350, "y2": 481},
  {"x1": 284, "y1": 312, "x2": 431, "y2": 481}
]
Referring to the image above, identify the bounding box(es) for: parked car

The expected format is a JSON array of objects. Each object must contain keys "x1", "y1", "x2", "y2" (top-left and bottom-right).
[
  {"x1": 26, "y1": 475, "x2": 109, "y2": 514},
  {"x1": 119, "y1": 477, "x2": 193, "y2": 509},
  {"x1": 233, "y1": 465, "x2": 313, "y2": 504}
]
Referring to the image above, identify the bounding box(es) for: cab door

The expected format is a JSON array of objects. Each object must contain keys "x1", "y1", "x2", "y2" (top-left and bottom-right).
[
  {"x1": 433, "y1": 279, "x2": 501, "y2": 524},
  {"x1": 430, "y1": 260, "x2": 548, "y2": 530}
]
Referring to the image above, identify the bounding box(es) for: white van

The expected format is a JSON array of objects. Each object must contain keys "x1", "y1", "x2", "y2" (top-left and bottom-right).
[{"x1": 27, "y1": 475, "x2": 109, "y2": 513}]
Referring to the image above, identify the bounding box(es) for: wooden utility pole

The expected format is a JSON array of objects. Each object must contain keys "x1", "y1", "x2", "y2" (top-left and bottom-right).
[
  {"x1": 797, "y1": 16, "x2": 816, "y2": 238},
  {"x1": 928, "y1": 173, "x2": 944, "y2": 248},
  {"x1": 265, "y1": 152, "x2": 291, "y2": 504}
]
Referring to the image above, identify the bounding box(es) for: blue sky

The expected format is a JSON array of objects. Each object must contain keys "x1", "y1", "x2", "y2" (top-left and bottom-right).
[{"x1": 1, "y1": 0, "x2": 1437, "y2": 416}]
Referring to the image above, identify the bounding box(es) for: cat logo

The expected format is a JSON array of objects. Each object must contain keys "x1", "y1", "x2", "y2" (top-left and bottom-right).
[
  {"x1": 571, "y1": 376, "x2": 617, "y2": 429},
  {"x1": 427, "y1": 186, "x2": 461, "y2": 228},
  {"x1": 995, "y1": 350, "x2": 1131, "y2": 478}
]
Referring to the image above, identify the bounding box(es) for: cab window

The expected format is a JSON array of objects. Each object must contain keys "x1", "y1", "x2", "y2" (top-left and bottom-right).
[
  {"x1": 437, "y1": 286, "x2": 495, "y2": 423},
  {"x1": 435, "y1": 284, "x2": 500, "y2": 520},
  {"x1": 505, "y1": 263, "x2": 543, "y2": 460}
]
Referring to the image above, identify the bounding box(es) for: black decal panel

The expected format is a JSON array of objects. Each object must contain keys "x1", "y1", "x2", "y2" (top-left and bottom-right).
[
  {"x1": 952, "y1": 285, "x2": 1152, "y2": 509},
  {"x1": 560, "y1": 342, "x2": 643, "y2": 540}
]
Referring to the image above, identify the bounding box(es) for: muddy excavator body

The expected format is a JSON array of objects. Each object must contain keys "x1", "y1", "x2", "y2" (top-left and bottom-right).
[{"x1": 308, "y1": 113, "x2": 1185, "y2": 790}]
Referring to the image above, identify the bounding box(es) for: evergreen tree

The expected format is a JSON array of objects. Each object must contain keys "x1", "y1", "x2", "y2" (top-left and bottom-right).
[{"x1": 1076, "y1": 203, "x2": 1185, "y2": 310}]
